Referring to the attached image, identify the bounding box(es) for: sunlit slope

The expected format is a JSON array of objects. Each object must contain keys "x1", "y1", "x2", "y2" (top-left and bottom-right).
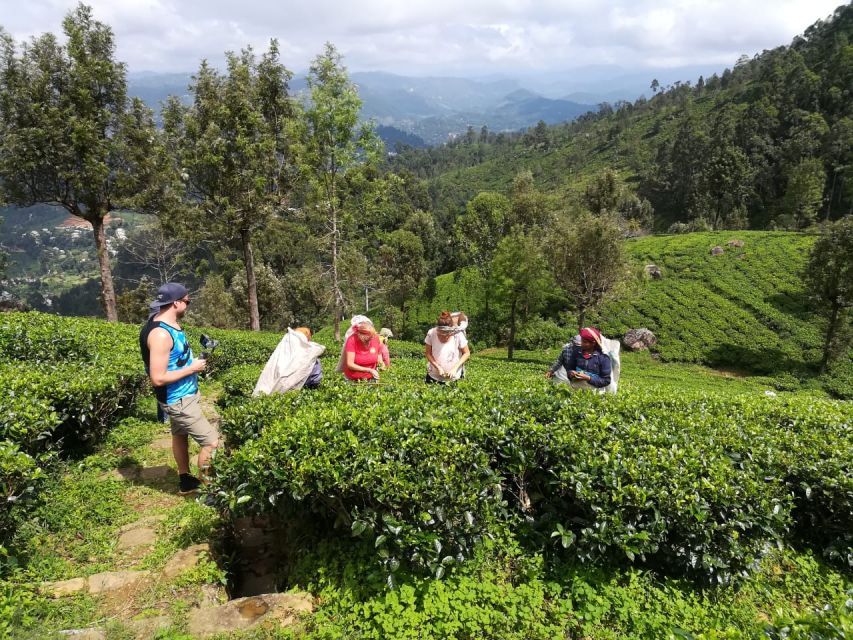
[{"x1": 595, "y1": 231, "x2": 823, "y2": 373}]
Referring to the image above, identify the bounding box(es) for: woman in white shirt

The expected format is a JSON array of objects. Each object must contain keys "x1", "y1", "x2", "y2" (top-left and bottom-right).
[{"x1": 424, "y1": 311, "x2": 471, "y2": 384}]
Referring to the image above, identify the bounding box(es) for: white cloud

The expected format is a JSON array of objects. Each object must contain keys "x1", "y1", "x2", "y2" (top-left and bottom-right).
[{"x1": 0, "y1": 0, "x2": 843, "y2": 74}]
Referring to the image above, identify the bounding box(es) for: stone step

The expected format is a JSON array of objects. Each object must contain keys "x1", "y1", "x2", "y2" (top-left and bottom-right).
[
  {"x1": 162, "y1": 543, "x2": 211, "y2": 579},
  {"x1": 43, "y1": 542, "x2": 211, "y2": 597},
  {"x1": 87, "y1": 570, "x2": 150, "y2": 595}
]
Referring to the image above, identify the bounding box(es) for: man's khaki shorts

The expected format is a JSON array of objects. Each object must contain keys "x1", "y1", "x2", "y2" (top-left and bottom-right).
[{"x1": 160, "y1": 392, "x2": 219, "y2": 447}]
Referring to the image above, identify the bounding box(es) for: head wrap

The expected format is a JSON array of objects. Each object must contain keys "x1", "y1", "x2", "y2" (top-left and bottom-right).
[
  {"x1": 356, "y1": 323, "x2": 375, "y2": 336},
  {"x1": 579, "y1": 327, "x2": 602, "y2": 348},
  {"x1": 350, "y1": 314, "x2": 371, "y2": 329},
  {"x1": 343, "y1": 315, "x2": 374, "y2": 342},
  {"x1": 436, "y1": 325, "x2": 458, "y2": 336}
]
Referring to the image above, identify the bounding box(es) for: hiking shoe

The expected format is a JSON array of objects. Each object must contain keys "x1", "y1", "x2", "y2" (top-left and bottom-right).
[{"x1": 178, "y1": 473, "x2": 201, "y2": 495}]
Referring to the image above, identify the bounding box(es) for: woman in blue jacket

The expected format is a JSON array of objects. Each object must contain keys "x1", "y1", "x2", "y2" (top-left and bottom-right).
[{"x1": 545, "y1": 327, "x2": 612, "y2": 388}]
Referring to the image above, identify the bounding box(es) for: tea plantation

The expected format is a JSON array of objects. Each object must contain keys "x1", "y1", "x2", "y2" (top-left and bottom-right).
[
  {"x1": 409, "y1": 231, "x2": 852, "y2": 400},
  {"x1": 1, "y1": 296, "x2": 851, "y2": 637}
]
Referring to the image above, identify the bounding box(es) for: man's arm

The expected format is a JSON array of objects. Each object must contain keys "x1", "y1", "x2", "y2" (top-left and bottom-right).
[{"x1": 147, "y1": 328, "x2": 205, "y2": 388}]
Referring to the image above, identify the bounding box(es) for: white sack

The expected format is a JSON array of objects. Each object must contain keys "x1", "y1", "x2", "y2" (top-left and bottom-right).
[{"x1": 253, "y1": 328, "x2": 326, "y2": 396}]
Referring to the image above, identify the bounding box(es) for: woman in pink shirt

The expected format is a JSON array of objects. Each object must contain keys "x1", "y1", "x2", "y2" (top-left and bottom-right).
[{"x1": 343, "y1": 320, "x2": 382, "y2": 381}]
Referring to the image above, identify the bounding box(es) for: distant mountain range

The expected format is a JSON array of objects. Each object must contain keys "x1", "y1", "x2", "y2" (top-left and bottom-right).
[{"x1": 128, "y1": 63, "x2": 724, "y2": 147}]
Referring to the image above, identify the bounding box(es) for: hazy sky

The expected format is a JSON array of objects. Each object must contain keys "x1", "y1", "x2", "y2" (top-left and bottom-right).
[{"x1": 0, "y1": 0, "x2": 845, "y2": 75}]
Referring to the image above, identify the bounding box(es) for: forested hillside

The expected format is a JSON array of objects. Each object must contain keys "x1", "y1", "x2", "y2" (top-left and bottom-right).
[{"x1": 391, "y1": 4, "x2": 853, "y2": 232}]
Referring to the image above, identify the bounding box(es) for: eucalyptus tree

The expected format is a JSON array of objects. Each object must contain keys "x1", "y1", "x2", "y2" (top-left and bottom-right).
[
  {"x1": 0, "y1": 4, "x2": 167, "y2": 321},
  {"x1": 163, "y1": 41, "x2": 297, "y2": 331},
  {"x1": 546, "y1": 212, "x2": 630, "y2": 332},
  {"x1": 300, "y1": 43, "x2": 381, "y2": 340},
  {"x1": 805, "y1": 216, "x2": 853, "y2": 372},
  {"x1": 491, "y1": 230, "x2": 551, "y2": 360}
]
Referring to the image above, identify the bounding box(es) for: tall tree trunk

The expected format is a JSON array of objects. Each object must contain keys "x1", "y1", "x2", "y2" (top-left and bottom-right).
[
  {"x1": 821, "y1": 302, "x2": 840, "y2": 373},
  {"x1": 241, "y1": 229, "x2": 260, "y2": 331},
  {"x1": 507, "y1": 297, "x2": 517, "y2": 361},
  {"x1": 91, "y1": 215, "x2": 118, "y2": 322},
  {"x1": 577, "y1": 306, "x2": 586, "y2": 333},
  {"x1": 331, "y1": 204, "x2": 342, "y2": 341}
]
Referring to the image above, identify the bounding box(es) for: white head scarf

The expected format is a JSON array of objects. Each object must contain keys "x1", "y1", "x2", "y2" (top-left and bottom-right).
[{"x1": 343, "y1": 315, "x2": 373, "y2": 342}]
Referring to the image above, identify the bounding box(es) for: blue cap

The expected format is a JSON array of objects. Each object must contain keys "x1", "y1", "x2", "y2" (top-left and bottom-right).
[{"x1": 149, "y1": 282, "x2": 189, "y2": 311}]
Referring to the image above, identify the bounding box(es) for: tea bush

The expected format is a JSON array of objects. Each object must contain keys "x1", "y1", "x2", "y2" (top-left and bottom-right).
[
  {"x1": 0, "y1": 313, "x2": 146, "y2": 543},
  {"x1": 211, "y1": 373, "x2": 853, "y2": 583},
  {"x1": 217, "y1": 364, "x2": 263, "y2": 409}
]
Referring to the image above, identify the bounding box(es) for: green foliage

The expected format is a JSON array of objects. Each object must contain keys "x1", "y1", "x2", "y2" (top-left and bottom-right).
[
  {"x1": 762, "y1": 596, "x2": 853, "y2": 640},
  {"x1": 286, "y1": 535, "x2": 851, "y2": 640},
  {"x1": 0, "y1": 5, "x2": 168, "y2": 320},
  {"x1": 163, "y1": 40, "x2": 296, "y2": 331},
  {"x1": 217, "y1": 364, "x2": 263, "y2": 409},
  {"x1": 491, "y1": 230, "x2": 552, "y2": 358},
  {"x1": 546, "y1": 212, "x2": 630, "y2": 331},
  {"x1": 515, "y1": 318, "x2": 566, "y2": 351},
  {"x1": 406, "y1": 268, "x2": 487, "y2": 342},
  {"x1": 782, "y1": 158, "x2": 826, "y2": 229},
  {"x1": 0, "y1": 312, "x2": 149, "y2": 542},
  {"x1": 391, "y1": 6, "x2": 853, "y2": 235},
  {"x1": 804, "y1": 216, "x2": 853, "y2": 372},
  {"x1": 377, "y1": 229, "x2": 426, "y2": 310},
  {"x1": 454, "y1": 192, "x2": 511, "y2": 270},
  {"x1": 594, "y1": 231, "x2": 853, "y2": 398},
  {"x1": 212, "y1": 356, "x2": 853, "y2": 583},
  {"x1": 300, "y1": 42, "x2": 382, "y2": 336}
]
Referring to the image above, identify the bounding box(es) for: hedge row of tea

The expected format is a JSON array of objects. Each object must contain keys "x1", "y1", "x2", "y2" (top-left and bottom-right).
[
  {"x1": 211, "y1": 357, "x2": 853, "y2": 585},
  {"x1": 0, "y1": 310, "x2": 423, "y2": 544},
  {"x1": 597, "y1": 232, "x2": 852, "y2": 399},
  {"x1": 409, "y1": 232, "x2": 852, "y2": 398},
  {"x1": 0, "y1": 311, "x2": 297, "y2": 545},
  {"x1": 0, "y1": 313, "x2": 145, "y2": 539}
]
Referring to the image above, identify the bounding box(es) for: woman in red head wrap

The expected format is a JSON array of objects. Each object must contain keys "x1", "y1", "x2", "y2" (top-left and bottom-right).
[{"x1": 546, "y1": 326, "x2": 612, "y2": 388}]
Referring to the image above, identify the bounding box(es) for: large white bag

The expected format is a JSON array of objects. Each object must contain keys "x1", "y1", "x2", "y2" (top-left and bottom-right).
[
  {"x1": 600, "y1": 336, "x2": 621, "y2": 395},
  {"x1": 253, "y1": 328, "x2": 326, "y2": 396}
]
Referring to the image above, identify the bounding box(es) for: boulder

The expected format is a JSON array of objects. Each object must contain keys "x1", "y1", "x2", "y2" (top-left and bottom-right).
[
  {"x1": 710, "y1": 246, "x2": 724, "y2": 256},
  {"x1": 726, "y1": 239, "x2": 745, "y2": 247},
  {"x1": 623, "y1": 328, "x2": 657, "y2": 352},
  {"x1": 186, "y1": 592, "x2": 314, "y2": 637},
  {"x1": 644, "y1": 264, "x2": 663, "y2": 279}
]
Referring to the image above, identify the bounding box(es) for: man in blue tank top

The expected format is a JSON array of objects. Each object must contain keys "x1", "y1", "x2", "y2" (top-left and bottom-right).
[{"x1": 140, "y1": 283, "x2": 219, "y2": 495}]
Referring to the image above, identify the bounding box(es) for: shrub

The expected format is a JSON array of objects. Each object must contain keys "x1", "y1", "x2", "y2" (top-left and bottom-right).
[
  {"x1": 515, "y1": 318, "x2": 567, "y2": 351},
  {"x1": 217, "y1": 364, "x2": 263, "y2": 409},
  {"x1": 211, "y1": 379, "x2": 853, "y2": 584}
]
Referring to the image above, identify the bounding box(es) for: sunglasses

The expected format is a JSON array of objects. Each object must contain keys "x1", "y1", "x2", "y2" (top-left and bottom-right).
[{"x1": 179, "y1": 297, "x2": 191, "y2": 306}]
